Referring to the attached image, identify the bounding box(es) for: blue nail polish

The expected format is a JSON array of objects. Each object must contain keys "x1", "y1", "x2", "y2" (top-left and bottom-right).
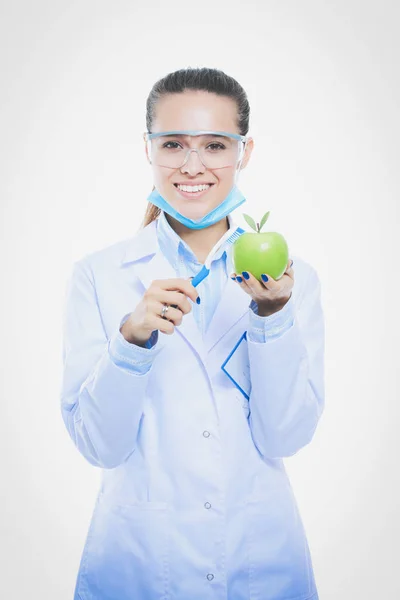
[
  {"x1": 236, "y1": 276, "x2": 243, "y2": 283},
  {"x1": 290, "y1": 260, "x2": 293, "y2": 267},
  {"x1": 261, "y1": 274, "x2": 268, "y2": 282},
  {"x1": 230, "y1": 276, "x2": 236, "y2": 280},
  {"x1": 196, "y1": 297, "x2": 201, "y2": 304},
  {"x1": 242, "y1": 271, "x2": 250, "y2": 280}
]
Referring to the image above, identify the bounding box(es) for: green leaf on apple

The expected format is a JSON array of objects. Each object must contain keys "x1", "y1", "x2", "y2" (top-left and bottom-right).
[
  {"x1": 259, "y1": 211, "x2": 270, "y2": 232},
  {"x1": 242, "y1": 213, "x2": 257, "y2": 232},
  {"x1": 243, "y1": 211, "x2": 271, "y2": 233}
]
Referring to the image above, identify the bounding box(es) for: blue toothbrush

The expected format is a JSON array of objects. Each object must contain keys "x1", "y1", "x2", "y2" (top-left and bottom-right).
[{"x1": 190, "y1": 226, "x2": 246, "y2": 288}]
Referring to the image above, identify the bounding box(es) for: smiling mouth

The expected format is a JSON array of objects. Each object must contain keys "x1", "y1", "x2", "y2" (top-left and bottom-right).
[{"x1": 173, "y1": 183, "x2": 215, "y2": 198}]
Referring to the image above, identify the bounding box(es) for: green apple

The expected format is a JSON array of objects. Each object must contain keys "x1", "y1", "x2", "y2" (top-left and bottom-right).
[{"x1": 232, "y1": 211, "x2": 289, "y2": 281}]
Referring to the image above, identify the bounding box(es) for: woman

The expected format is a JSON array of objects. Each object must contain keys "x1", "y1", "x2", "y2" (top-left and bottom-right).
[{"x1": 61, "y1": 67, "x2": 324, "y2": 600}]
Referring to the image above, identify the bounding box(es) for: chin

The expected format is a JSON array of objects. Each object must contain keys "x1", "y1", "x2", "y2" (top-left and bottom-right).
[
  {"x1": 173, "y1": 196, "x2": 208, "y2": 212},
  {"x1": 179, "y1": 206, "x2": 209, "y2": 221}
]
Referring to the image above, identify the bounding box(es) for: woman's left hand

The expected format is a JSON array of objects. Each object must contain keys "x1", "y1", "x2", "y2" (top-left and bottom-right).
[{"x1": 230, "y1": 259, "x2": 294, "y2": 317}]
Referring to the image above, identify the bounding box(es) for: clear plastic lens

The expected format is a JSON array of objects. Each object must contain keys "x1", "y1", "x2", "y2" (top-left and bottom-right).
[{"x1": 148, "y1": 134, "x2": 242, "y2": 169}]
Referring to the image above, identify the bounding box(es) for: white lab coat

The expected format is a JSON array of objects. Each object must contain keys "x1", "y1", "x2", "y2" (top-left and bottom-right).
[{"x1": 61, "y1": 217, "x2": 325, "y2": 600}]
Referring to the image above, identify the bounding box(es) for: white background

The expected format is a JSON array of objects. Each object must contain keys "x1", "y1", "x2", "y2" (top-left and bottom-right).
[{"x1": 1, "y1": 1, "x2": 399, "y2": 598}]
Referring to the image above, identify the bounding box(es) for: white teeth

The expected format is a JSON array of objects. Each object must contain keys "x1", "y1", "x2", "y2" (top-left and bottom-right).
[{"x1": 177, "y1": 184, "x2": 211, "y2": 192}]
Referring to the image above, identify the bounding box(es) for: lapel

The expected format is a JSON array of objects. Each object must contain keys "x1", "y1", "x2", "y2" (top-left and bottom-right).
[
  {"x1": 120, "y1": 219, "x2": 250, "y2": 361},
  {"x1": 202, "y1": 254, "x2": 250, "y2": 353}
]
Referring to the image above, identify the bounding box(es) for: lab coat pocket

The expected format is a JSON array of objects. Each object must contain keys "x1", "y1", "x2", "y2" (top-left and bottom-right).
[
  {"x1": 76, "y1": 494, "x2": 170, "y2": 600},
  {"x1": 245, "y1": 488, "x2": 314, "y2": 600}
]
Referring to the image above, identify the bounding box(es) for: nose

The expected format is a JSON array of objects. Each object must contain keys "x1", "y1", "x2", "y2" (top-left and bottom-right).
[{"x1": 180, "y1": 149, "x2": 206, "y2": 175}]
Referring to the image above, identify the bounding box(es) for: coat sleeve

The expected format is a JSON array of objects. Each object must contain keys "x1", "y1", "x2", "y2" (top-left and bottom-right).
[
  {"x1": 246, "y1": 265, "x2": 325, "y2": 459},
  {"x1": 60, "y1": 259, "x2": 162, "y2": 469}
]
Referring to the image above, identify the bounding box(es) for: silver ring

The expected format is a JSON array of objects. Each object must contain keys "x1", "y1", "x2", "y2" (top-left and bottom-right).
[{"x1": 161, "y1": 304, "x2": 169, "y2": 319}]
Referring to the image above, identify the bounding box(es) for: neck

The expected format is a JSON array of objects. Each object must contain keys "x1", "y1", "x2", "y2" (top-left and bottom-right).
[{"x1": 164, "y1": 213, "x2": 230, "y2": 264}]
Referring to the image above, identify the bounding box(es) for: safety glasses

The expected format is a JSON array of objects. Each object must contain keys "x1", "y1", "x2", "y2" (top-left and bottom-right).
[{"x1": 144, "y1": 130, "x2": 248, "y2": 170}]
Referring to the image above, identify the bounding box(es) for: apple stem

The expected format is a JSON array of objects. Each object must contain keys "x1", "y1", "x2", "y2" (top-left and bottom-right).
[{"x1": 256, "y1": 222, "x2": 260, "y2": 232}]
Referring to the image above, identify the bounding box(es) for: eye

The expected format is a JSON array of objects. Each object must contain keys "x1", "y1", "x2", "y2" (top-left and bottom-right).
[
  {"x1": 207, "y1": 142, "x2": 226, "y2": 151},
  {"x1": 162, "y1": 140, "x2": 181, "y2": 150},
  {"x1": 162, "y1": 141, "x2": 182, "y2": 149}
]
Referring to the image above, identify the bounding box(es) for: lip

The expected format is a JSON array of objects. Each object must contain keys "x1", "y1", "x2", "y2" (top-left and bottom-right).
[
  {"x1": 173, "y1": 181, "x2": 215, "y2": 186},
  {"x1": 173, "y1": 183, "x2": 214, "y2": 199}
]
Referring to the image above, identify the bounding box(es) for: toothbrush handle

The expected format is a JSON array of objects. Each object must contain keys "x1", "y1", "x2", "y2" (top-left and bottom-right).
[{"x1": 191, "y1": 265, "x2": 210, "y2": 288}]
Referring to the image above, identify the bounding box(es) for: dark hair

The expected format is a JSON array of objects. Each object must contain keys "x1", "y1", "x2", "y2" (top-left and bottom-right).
[{"x1": 141, "y1": 67, "x2": 250, "y2": 228}]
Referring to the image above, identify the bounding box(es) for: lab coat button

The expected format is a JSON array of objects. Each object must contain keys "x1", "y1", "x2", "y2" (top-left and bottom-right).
[
  {"x1": 204, "y1": 502, "x2": 211, "y2": 509},
  {"x1": 203, "y1": 430, "x2": 210, "y2": 437},
  {"x1": 207, "y1": 573, "x2": 214, "y2": 581}
]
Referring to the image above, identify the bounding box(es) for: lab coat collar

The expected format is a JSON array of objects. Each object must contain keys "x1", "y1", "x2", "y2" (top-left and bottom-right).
[
  {"x1": 157, "y1": 209, "x2": 236, "y2": 268},
  {"x1": 120, "y1": 217, "x2": 250, "y2": 360}
]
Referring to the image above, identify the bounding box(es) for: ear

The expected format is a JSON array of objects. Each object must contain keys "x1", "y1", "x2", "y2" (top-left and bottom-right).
[{"x1": 239, "y1": 137, "x2": 254, "y2": 170}]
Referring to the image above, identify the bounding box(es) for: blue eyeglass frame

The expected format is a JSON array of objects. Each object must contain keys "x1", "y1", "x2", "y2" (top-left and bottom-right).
[{"x1": 144, "y1": 130, "x2": 248, "y2": 143}]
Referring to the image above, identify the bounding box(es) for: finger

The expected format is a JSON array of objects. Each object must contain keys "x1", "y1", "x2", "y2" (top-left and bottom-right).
[
  {"x1": 260, "y1": 273, "x2": 294, "y2": 301},
  {"x1": 285, "y1": 258, "x2": 293, "y2": 272},
  {"x1": 152, "y1": 278, "x2": 200, "y2": 305},
  {"x1": 230, "y1": 272, "x2": 249, "y2": 286},
  {"x1": 157, "y1": 290, "x2": 193, "y2": 314},
  {"x1": 152, "y1": 278, "x2": 199, "y2": 303},
  {"x1": 259, "y1": 272, "x2": 280, "y2": 291},
  {"x1": 150, "y1": 313, "x2": 175, "y2": 335},
  {"x1": 231, "y1": 270, "x2": 293, "y2": 304},
  {"x1": 231, "y1": 270, "x2": 287, "y2": 294},
  {"x1": 284, "y1": 258, "x2": 294, "y2": 281},
  {"x1": 155, "y1": 301, "x2": 185, "y2": 325},
  {"x1": 236, "y1": 270, "x2": 266, "y2": 294}
]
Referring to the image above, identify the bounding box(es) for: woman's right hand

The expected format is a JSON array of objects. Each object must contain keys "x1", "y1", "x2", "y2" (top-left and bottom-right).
[{"x1": 120, "y1": 278, "x2": 200, "y2": 347}]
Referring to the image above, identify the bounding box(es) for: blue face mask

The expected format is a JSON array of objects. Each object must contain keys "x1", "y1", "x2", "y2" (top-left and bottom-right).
[{"x1": 146, "y1": 182, "x2": 246, "y2": 230}]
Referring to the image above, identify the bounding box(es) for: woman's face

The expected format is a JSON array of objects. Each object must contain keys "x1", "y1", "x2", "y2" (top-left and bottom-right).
[{"x1": 144, "y1": 90, "x2": 254, "y2": 221}]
